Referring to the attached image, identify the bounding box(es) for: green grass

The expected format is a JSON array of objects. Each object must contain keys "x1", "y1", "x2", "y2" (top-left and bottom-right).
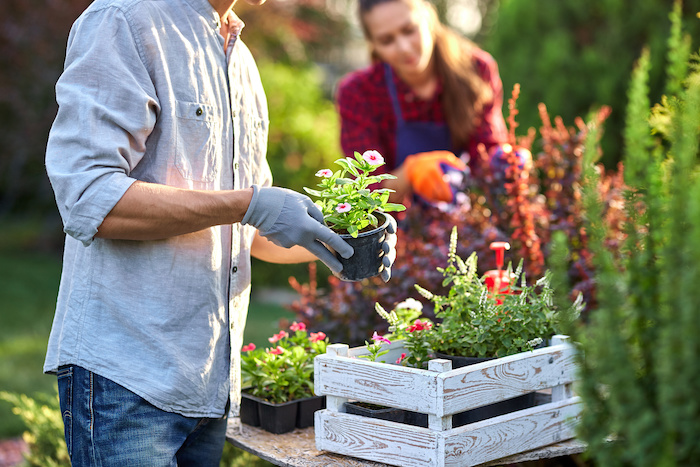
[
  {"x1": 0, "y1": 234, "x2": 291, "y2": 466},
  {"x1": 0, "y1": 249, "x2": 62, "y2": 438}
]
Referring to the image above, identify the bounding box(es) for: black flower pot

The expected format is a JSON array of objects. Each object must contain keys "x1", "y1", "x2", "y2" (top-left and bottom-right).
[
  {"x1": 433, "y1": 353, "x2": 537, "y2": 427},
  {"x1": 240, "y1": 391, "x2": 260, "y2": 427},
  {"x1": 333, "y1": 213, "x2": 391, "y2": 282},
  {"x1": 257, "y1": 398, "x2": 299, "y2": 434},
  {"x1": 296, "y1": 395, "x2": 326, "y2": 429},
  {"x1": 344, "y1": 401, "x2": 405, "y2": 423}
]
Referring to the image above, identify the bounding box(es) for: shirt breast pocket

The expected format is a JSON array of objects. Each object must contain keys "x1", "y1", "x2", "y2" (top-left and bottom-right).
[{"x1": 175, "y1": 100, "x2": 221, "y2": 183}]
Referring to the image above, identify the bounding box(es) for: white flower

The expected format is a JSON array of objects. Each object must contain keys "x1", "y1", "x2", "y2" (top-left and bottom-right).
[
  {"x1": 396, "y1": 297, "x2": 423, "y2": 311},
  {"x1": 336, "y1": 202, "x2": 352, "y2": 213},
  {"x1": 362, "y1": 150, "x2": 384, "y2": 165}
]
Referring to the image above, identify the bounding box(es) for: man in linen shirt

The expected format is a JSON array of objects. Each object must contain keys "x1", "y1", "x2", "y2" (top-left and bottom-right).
[{"x1": 43, "y1": 0, "x2": 396, "y2": 464}]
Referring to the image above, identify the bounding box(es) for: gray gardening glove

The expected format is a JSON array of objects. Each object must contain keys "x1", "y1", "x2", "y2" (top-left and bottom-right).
[
  {"x1": 379, "y1": 214, "x2": 398, "y2": 282},
  {"x1": 242, "y1": 185, "x2": 354, "y2": 274}
]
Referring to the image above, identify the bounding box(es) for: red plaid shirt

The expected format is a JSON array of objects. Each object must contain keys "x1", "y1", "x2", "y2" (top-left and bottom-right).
[{"x1": 336, "y1": 47, "x2": 507, "y2": 174}]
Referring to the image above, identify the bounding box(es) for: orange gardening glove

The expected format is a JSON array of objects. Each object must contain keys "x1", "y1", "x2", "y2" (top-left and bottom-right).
[{"x1": 402, "y1": 151, "x2": 467, "y2": 203}]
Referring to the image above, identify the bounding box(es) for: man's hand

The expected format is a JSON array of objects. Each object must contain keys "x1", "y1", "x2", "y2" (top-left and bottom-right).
[
  {"x1": 379, "y1": 214, "x2": 398, "y2": 282},
  {"x1": 403, "y1": 151, "x2": 467, "y2": 203},
  {"x1": 242, "y1": 185, "x2": 354, "y2": 274}
]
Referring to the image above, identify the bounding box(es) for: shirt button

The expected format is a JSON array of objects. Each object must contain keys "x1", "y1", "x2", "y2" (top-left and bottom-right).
[
  {"x1": 196, "y1": 107, "x2": 203, "y2": 116},
  {"x1": 234, "y1": 162, "x2": 239, "y2": 170},
  {"x1": 231, "y1": 265, "x2": 238, "y2": 273}
]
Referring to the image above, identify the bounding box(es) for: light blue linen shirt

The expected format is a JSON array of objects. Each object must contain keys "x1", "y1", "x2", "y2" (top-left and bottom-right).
[{"x1": 44, "y1": 0, "x2": 271, "y2": 419}]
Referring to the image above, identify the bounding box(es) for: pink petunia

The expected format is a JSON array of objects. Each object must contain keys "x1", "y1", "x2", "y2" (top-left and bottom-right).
[
  {"x1": 396, "y1": 352, "x2": 407, "y2": 364},
  {"x1": 362, "y1": 150, "x2": 384, "y2": 165},
  {"x1": 268, "y1": 330, "x2": 289, "y2": 343},
  {"x1": 336, "y1": 203, "x2": 352, "y2": 213},
  {"x1": 290, "y1": 321, "x2": 306, "y2": 332},
  {"x1": 267, "y1": 346, "x2": 285, "y2": 355},
  {"x1": 241, "y1": 343, "x2": 256, "y2": 352},
  {"x1": 315, "y1": 169, "x2": 333, "y2": 178},
  {"x1": 310, "y1": 331, "x2": 327, "y2": 342},
  {"x1": 371, "y1": 331, "x2": 391, "y2": 345}
]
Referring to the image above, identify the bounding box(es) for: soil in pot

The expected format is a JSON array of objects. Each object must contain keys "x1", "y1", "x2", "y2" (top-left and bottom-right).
[
  {"x1": 333, "y1": 212, "x2": 390, "y2": 282},
  {"x1": 296, "y1": 395, "x2": 326, "y2": 429},
  {"x1": 433, "y1": 352, "x2": 539, "y2": 427},
  {"x1": 344, "y1": 401, "x2": 405, "y2": 424}
]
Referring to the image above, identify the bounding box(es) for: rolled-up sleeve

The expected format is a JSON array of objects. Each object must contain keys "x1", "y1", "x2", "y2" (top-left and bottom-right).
[{"x1": 46, "y1": 6, "x2": 159, "y2": 245}]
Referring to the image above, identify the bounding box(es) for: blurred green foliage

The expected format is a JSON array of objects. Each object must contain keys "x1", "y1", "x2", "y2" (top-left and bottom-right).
[
  {"x1": 484, "y1": 0, "x2": 700, "y2": 167},
  {"x1": 259, "y1": 61, "x2": 342, "y2": 195},
  {"x1": 252, "y1": 61, "x2": 341, "y2": 287}
]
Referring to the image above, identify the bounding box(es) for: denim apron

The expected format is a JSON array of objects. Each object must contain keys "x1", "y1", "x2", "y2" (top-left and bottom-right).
[{"x1": 384, "y1": 63, "x2": 453, "y2": 166}]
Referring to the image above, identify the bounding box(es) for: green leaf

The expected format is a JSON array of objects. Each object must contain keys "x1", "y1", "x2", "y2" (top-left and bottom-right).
[
  {"x1": 382, "y1": 203, "x2": 407, "y2": 212},
  {"x1": 303, "y1": 188, "x2": 324, "y2": 197},
  {"x1": 334, "y1": 158, "x2": 351, "y2": 171},
  {"x1": 335, "y1": 178, "x2": 354, "y2": 185}
]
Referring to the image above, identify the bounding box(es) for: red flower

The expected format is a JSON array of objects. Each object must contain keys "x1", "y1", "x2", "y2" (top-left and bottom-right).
[
  {"x1": 310, "y1": 331, "x2": 326, "y2": 342},
  {"x1": 290, "y1": 321, "x2": 306, "y2": 332},
  {"x1": 396, "y1": 352, "x2": 407, "y2": 364},
  {"x1": 241, "y1": 343, "x2": 256, "y2": 352},
  {"x1": 268, "y1": 330, "x2": 289, "y2": 343},
  {"x1": 267, "y1": 346, "x2": 284, "y2": 355},
  {"x1": 407, "y1": 320, "x2": 432, "y2": 332}
]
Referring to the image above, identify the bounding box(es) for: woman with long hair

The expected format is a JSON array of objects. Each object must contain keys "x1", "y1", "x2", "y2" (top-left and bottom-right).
[{"x1": 336, "y1": 0, "x2": 508, "y2": 205}]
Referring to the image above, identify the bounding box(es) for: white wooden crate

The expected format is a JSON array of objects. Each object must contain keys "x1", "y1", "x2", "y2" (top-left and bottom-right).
[{"x1": 314, "y1": 335, "x2": 581, "y2": 467}]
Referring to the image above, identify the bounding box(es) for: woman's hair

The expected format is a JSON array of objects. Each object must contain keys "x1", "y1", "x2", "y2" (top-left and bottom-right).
[{"x1": 358, "y1": 0, "x2": 493, "y2": 149}]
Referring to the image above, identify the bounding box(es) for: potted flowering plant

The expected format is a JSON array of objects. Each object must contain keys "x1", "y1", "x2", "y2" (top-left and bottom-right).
[
  {"x1": 304, "y1": 150, "x2": 405, "y2": 281},
  {"x1": 412, "y1": 227, "x2": 570, "y2": 363},
  {"x1": 240, "y1": 321, "x2": 328, "y2": 433}
]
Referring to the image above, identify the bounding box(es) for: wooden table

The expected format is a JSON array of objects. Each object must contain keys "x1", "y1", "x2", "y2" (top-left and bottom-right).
[{"x1": 226, "y1": 424, "x2": 587, "y2": 467}]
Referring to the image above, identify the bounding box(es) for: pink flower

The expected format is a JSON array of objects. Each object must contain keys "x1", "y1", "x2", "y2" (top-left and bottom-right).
[
  {"x1": 290, "y1": 321, "x2": 306, "y2": 332},
  {"x1": 241, "y1": 343, "x2": 256, "y2": 352},
  {"x1": 267, "y1": 346, "x2": 285, "y2": 355},
  {"x1": 362, "y1": 150, "x2": 384, "y2": 165},
  {"x1": 371, "y1": 331, "x2": 391, "y2": 345},
  {"x1": 268, "y1": 330, "x2": 289, "y2": 343},
  {"x1": 315, "y1": 169, "x2": 333, "y2": 177},
  {"x1": 336, "y1": 203, "x2": 352, "y2": 213},
  {"x1": 310, "y1": 331, "x2": 327, "y2": 342},
  {"x1": 396, "y1": 352, "x2": 407, "y2": 364}
]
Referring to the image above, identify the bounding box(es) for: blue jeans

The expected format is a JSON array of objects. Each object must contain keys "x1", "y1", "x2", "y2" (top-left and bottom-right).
[{"x1": 57, "y1": 365, "x2": 228, "y2": 466}]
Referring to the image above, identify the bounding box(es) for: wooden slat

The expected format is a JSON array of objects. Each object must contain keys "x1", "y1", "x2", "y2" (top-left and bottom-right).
[
  {"x1": 439, "y1": 345, "x2": 578, "y2": 415},
  {"x1": 443, "y1": 397, "x2": 582, "y2": 466},
  {"x1": 315, "y1": 354, "x2": 438, "y2": 412},
  {"x1": 315, "y1": 410, "x2": 442, "y2": 467}
]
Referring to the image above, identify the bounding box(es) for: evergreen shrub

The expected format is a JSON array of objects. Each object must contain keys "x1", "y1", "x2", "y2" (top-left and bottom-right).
[{"x1": 570, "y1": 3, "x2": 700, "y2": 464}]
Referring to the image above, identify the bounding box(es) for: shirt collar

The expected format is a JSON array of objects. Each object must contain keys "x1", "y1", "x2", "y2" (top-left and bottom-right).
[{"x1": 223, "y1": 10, "x2": 245, "y2": 39}]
